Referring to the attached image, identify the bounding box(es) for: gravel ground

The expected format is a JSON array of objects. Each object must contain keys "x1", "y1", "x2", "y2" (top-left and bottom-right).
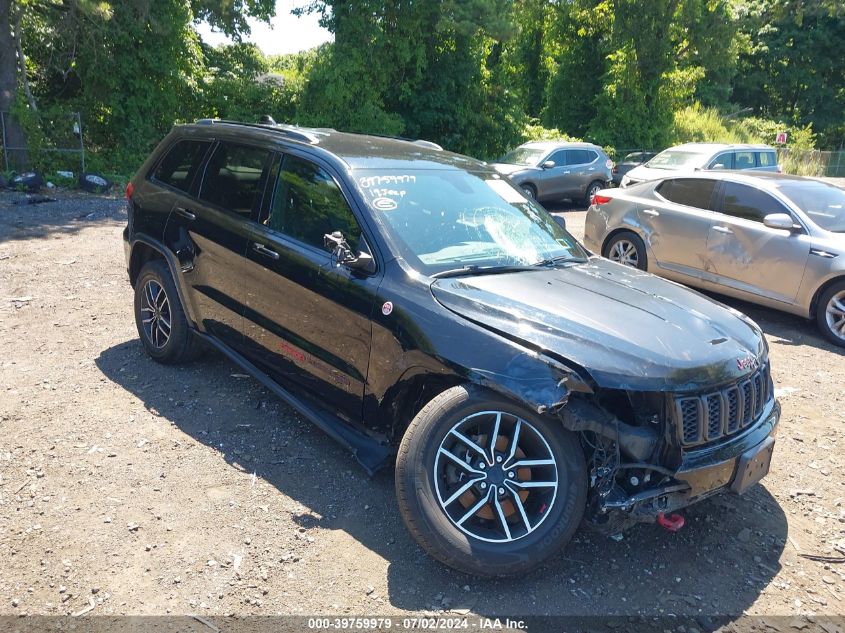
[{"x1": 0, "y1": 191, "x2": 843, "y2": 628}]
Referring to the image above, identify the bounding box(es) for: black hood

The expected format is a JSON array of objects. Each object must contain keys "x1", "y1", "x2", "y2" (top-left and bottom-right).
[{"x1": 430, "y1": 258, "x2": 767, "y2": 392}]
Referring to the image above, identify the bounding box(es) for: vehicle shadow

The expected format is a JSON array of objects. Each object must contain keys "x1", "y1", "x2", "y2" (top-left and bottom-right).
[
  {"x1": 95, "y1": 340, "x2": 787, "y2": 623},
  {"x1": 0, "y1": 193, "x2": 125, "y2": 244},
  {"x1": 701, "y1": 291, "x2": 844, "y2": 355}
]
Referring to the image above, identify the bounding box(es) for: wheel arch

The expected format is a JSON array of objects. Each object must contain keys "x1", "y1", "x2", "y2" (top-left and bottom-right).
[
  {"x1": 128, "y1": 235, "x2": 198, "y2": 327},
  {"x1": 810, "y1": 274, "x2": 845, "y2": 318},
  {"x1": 380, "y1": 368, "x2": 467, "y2": 445},
  {"x1": 129, "y1": 241, "x2": 165, "y2": 288},
  {"x1": 382, "y1": 349, "x2": 597, "y2": 447},
  {"x1": 601, "y1": 226, "x2": 643, "y2": 257}
]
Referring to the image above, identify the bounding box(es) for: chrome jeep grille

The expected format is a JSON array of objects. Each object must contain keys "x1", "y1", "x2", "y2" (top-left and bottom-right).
[{"x1": 674, "y1": 363, "x2": 771, "y2": 448}]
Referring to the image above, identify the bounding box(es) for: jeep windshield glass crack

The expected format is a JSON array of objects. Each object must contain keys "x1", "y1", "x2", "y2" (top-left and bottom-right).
[{"x1": 355, "y1": 169, "x2": 588, "y2": 277}]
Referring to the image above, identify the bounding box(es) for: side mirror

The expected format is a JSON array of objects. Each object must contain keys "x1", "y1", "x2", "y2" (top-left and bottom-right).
[
  {"x1": 554, "y1": 215, "x2": 567, "y2": 231},
  {"x1": 762, "y1": 213, "x2": 796, "y2": 231},
  {"x1": 710, "y1": 163, "x2": 725, "y2": 170},
  {"x1": 323, "y1": 231, "x2": 376, "y2": 273},
  {"x1": 542, "y1": 160, "x2": 556, "y2": 170}
]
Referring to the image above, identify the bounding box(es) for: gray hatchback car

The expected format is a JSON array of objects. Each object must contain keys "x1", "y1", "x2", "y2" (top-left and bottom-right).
[
  {"x1": 492, "y1": 141, "x2": 613, "y2": 206},
  {"x1": 584, "y1": 172, "x2": 845, "y2": 347}
]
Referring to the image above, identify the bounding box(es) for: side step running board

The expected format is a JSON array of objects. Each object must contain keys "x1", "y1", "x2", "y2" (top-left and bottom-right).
[{"x1": 195, "y1": 332, "x2": 393, "y2": 475}]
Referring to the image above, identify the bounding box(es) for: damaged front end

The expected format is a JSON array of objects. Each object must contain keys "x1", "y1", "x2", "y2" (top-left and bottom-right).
[{"x1": 556, "y1": 366, "x2": 780, "y2": 534}]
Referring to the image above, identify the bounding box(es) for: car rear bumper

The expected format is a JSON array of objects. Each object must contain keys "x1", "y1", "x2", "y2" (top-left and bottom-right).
[{"x1": 592, "y1": 400, "x2": 780, "y2": 529}]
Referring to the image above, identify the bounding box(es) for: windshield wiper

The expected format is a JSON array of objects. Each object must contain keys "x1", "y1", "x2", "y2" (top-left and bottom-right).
[
  {"x1": 533, "y1": 255, "x2": 588, "y2": 267},
  {"x1": 431, "y1": 264, "x2": 539, "y2": 279}
]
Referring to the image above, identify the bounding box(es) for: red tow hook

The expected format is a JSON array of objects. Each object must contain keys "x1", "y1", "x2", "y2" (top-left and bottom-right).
[{"x1": 656, "y1": 512, "x2": 685, "y2": 532}]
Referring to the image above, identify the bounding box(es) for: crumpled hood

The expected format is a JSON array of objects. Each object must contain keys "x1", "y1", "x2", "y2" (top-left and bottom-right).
[
  {"x1": 431, "y1": 258, "x2": 767, "y2": 392},
  {"x1": 491, "y1": 163, "x2": 536, "y2": 177}
]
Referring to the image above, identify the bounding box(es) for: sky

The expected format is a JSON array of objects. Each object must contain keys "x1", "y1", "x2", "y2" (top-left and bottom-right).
[{"x1": 195, "y1": 1, "x2": 333, "y2": 56}]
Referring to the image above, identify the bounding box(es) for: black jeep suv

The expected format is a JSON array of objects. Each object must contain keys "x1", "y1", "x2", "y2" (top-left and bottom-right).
[{"x1": 124, "y1": 119, "x2": 779, "y2": 576}]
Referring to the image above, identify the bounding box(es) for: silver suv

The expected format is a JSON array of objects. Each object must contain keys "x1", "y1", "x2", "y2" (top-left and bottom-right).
[
  {"x1": 492, "y1": 141, "x2": 612, "y2": 205},
  {"x1": 621, "y1": 143, "x2": 780, "y2": 188}
]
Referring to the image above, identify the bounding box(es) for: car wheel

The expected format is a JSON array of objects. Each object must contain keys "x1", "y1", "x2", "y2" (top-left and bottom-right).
[
  {"x1": 134, "y1": 260, "x2": 203, "y2": 364},
  {"x1": 520, "y1": 184, "x2": 537, "y2": 201},
  {"x1": 604, "y1": 232, "x2": 647, "y2": 271},
  {"x1": 581, "y1": 180, "x2": 604, "y2": 207},
  {"x1": 395, "y1": 385, "x2": 587, "y2": 577},
  {"x1": 817, "y1": 281, "x2": 845, "y2": 348}
]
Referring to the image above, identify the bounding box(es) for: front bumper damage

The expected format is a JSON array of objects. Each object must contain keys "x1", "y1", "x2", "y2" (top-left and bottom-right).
[{"x1": 568, "y1": 397, "x2": 780, "y2": 533}]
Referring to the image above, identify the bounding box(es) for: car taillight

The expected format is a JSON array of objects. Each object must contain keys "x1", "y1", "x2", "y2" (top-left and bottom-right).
[
  {"x1": 125, "y1": 182, "x2": 134, "y2": 199},
  {"x1": 591, "y1": 194, "x2": 612, "y2": 206},
  {"x1": 606, "y1": 159, "x2": 614, "y2": 170}
]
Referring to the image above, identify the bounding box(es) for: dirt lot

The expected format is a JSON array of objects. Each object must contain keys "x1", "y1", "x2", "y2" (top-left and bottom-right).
[{"x1": 0, "y1": 191, "x2": 844, "y2": 628}]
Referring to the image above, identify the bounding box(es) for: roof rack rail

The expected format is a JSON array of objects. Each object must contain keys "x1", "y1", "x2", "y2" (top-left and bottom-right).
[
  {"x1": 193, "y1": 118, "x2": 323, "y2": 145},
  {"x1": 363, "y1": 131, "x2": 443, "y2": 151}
]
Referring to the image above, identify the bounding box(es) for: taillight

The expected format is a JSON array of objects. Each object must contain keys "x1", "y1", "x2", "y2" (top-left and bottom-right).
[
  {"x1": 125, "y1": 182, "x2": 134, "y2": 199},
  {"x1": 591, "y1": 194, "x2": 612, "y2": 206},
  {"x1": 605, "y1": 159, "x2": 614, "y2": 170}
]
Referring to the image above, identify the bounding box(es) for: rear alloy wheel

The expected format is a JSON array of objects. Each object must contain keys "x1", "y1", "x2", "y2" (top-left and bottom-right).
[
  {"x1": 581, "y1": 180, "x2": 604, "y2": 207},
  {"x1": 604, "y1": 231, "x2": 647, "y2": 271},
  {"x1": 395, "y1": 386, "x2": 586, "y2": 577},
  {"x1": 817, "y1": 282, "x2": 845, "y2": 348},
  {"x1": 134, "y1": 260, "x2": 203, "y2": 364}
]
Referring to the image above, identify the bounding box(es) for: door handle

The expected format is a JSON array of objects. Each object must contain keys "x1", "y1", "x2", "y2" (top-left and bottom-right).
[
  {"x1": 563, "y1": 171, "x2": 570, "y2": 175},
  {"x1": 173, "y1": 207, "x2": 196, "y2": 221},
  {"x1": 712, "y1": 225, "x2": 733, "y2": 234},
  {"x1": 252, "y1": 242, "x2": 280, "y2": 260},
  {"x1": 642, "y1": 208, "x2": 660, "y2": 217}
]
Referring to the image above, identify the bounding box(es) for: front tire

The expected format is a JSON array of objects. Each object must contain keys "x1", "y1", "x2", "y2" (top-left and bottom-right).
[
  {"x1": 395, "y1": 386, "x2": 587, "y2": 577},
  {"x1": 134, "y1": 260, "x2": 203, "y2": 364},
  {"x1": 817, "y1": 281, "x2": 845, "y2": 348},
  {"x1": 520, "y1": 183, "x2": 537, "y2": 201}
]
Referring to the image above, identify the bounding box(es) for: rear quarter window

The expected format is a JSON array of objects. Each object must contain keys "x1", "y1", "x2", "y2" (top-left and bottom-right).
[
  {"x1": 151, "y1": 140, "x2": 211, "y2": 193},
  {"x1": 758, "y1": 151, "x2": 777, "y2": 167}
]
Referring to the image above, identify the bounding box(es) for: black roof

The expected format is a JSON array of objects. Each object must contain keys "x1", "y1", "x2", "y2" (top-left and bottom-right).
[{"x1": 189, "y1": 119, "x2": 486, "y2": 172}]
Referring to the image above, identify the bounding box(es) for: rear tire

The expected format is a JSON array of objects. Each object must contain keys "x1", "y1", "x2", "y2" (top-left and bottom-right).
[
  {"x1": 816, "y1": 281, "x2": 845, "y2": 348},
  {"x1": 134, "y1": 260, "x2": 203, "y2": 364},
  {"x1": 395, "y1": 385, "x2": 587, "y2": 577},
  {"x1": 603, "y1": 231, "x2": 647, "y2": 271},
  {"x1": 581, "y1": 180, "x2": 604, "y2": 207}
]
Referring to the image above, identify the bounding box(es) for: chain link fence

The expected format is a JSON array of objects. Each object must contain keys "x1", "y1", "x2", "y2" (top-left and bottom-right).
[{"x1": 1, "y1": 111, "x2": 86, "y2": 173}]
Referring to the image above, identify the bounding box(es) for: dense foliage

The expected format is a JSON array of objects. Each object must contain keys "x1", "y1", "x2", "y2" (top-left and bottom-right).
[{"x1": 0, "y1": 0, "x2": 843, "y2": 175}]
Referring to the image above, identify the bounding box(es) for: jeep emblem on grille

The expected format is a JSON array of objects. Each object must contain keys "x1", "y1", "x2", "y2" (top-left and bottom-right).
[{"x1": 736, "y1": 355, "x2": 758, "y2": 371}]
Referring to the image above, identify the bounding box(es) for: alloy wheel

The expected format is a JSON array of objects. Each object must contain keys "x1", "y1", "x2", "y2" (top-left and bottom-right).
[
  {"x1": 609, "y1": 239, "x2": 639, "y2": 267},
  {"x1": 825, "y1": 290, "x2": 845, "y2": 341},
  {"x1": 140, "y1": 279, "x2": 172, "y2": 349},
  {"x1": 433, "y1": 411, "x2": 558, "y2": 543}
]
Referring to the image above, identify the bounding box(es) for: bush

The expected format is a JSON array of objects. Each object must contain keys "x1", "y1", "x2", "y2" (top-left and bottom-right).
[{"x1": 521, "y1": 121, "x2": 581, "y2": 143}]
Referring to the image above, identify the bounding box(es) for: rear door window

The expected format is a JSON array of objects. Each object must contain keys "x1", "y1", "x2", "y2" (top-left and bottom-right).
[
  {"x1": 719, "y1": 181, "x2": 790, "y2": 223},
  {"x1": 569, "y1": 149, "x2": 597, "y2": 165},
  {"x1": 199, "y1": 142, "x2": 273, "y2": 217},
  {"x1": 151, "y1": 140, "x2": 211, "y2": 193},
  {"x1": 656, "y1": 178, "x2": 719, "y2": 210}
]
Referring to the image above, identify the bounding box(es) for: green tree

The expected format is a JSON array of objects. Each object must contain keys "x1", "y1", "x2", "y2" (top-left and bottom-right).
[{"x1": 733, "y1": 0, "x2": 845, "y2": 147}]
